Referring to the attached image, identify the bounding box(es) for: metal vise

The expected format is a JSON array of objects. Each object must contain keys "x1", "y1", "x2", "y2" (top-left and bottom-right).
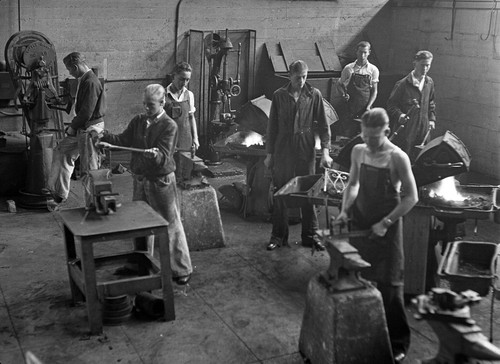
[
  {"x1": 88, "y1": 170, "x2": 119, "y2": 215},
  {"x1": 413, "y1": 288, "x2": 500, "y2": 363}
]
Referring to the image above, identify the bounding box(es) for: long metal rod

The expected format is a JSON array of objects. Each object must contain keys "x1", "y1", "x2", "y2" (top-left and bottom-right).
[
  {"x1": 105, "y1": 77, "x2": 164, "y2": 84},
  {"x1": 98, "y1": 142, "x2": 146, "y2": 153}
]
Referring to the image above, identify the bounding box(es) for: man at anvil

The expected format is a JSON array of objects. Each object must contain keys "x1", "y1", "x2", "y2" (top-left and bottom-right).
[
  {"x1": 335, "y1": 108, "x2": 418, "y2": 363},
  {"x1": 264, "y1": 60, "x2": 333, "y2": 251}
]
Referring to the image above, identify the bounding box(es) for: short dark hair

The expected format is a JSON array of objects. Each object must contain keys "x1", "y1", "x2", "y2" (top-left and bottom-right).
[
  {"x1": 63, "y1": 52, "x2": 86, "y2": 67},
  {"x1": 289, "y1": 60, "x2": 308, "y2": 74},
  {"x1": 414, "y1": 50, "x2": 433, "y2": 61},
  {"x1": 361, "y1": 108, "x2": 389, "y2": 128},
  {"x1": 173, "y1": 61, "x2": 192, "y2": 75},
  {"x1": 356, "y1": 41, "x2": 371, "y2": 50}
]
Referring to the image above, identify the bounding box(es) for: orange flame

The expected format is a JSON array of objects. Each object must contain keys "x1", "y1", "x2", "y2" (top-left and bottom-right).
[{"x1": 428, "y1": 176, "x2": 465, "y2": 201}]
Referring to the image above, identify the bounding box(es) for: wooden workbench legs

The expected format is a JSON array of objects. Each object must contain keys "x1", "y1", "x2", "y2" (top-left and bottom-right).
[
  {"x1": 79, "y1": 236, "x2": 103, "y2": 335},
  {"x1": 63, "y1": 225, "x2": 84, "y2": 304},
  {"x1": 158, "y1": 230, "x2": 175, "y2": 322}
]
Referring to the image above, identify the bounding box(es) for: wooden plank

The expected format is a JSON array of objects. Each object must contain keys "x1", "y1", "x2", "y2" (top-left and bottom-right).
[
  {"x1": 100, "y1": 275, "x2": 162, "y2": 297},
  {"x1": 279, "y1": 40, "x2": 295, "y2": 71},
  {"x1": 316, "y1": 40, "x2": 342, "y2": 72},
  {"x1": 293, "y1": 50, "x2": 323, "y2": 72},
  {"x1": 270, "y1": 54, "x2": 288, "y2": 73}
]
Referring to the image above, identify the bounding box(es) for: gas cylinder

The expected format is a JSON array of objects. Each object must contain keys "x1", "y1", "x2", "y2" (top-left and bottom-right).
[{"x1": 298, "y1": 234, "x2": 394, "y2": 364}]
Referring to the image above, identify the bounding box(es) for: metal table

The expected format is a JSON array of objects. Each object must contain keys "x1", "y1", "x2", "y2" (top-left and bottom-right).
[{"x1": 59, "y1": 201, "x2": 175, "y2": 334}]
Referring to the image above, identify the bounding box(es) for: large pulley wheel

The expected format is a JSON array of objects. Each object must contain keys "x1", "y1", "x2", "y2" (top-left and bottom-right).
[{"x1": 5, "y1": 31, "x2": 55, "y2": 72}]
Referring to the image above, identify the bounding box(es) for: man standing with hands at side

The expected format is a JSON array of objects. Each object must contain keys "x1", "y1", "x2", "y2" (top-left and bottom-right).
[
  {"x1": 335, "y1": 108, "x2": 418, "y2": 363},
  {"x1": 387, "y1": 50, "x2": 436, "y2": 161},
  {"x1": 264, "y1": 60, "x2": 333, "y2": 252},
  {"x1": 164, "y1": 62, "x2": 199, "y2": 180},
  {"x1": 339, "y1": 41, "x2": 379, "y2": 138}
]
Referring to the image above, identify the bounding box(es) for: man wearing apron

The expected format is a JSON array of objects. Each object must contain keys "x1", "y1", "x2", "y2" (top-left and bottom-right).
[
  {"x1": 335, "y1": 108, "x2": 418, "y2": 363},
  {"x1": 165, "y1": 62, "x2": 199, "y2": 179},
  {"x1": 339, "y1": 41, "x2": 379, "y2": 138}
]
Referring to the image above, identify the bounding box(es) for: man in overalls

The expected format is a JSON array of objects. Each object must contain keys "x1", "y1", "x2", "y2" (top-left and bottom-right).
[
  {"x1": 339, "y1": 41, "x2": 379, "y2": 138},
  {"x1": 264, "y1": 60, "x2": 333, "y2": 251},
  {"x1": 387, "y1": 50, "x2": 436, "y2": 162},
  {"x1": 335, "y1": 108, "x2": 418, "y2": 363},
  {"x1": 165, "y1": 62, "x2": 199, "y2": 179}
]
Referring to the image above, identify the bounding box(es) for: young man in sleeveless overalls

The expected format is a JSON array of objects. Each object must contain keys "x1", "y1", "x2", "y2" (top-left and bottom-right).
[{"x1": 336, "y1": 108, "x2": 418, "y2": 363}]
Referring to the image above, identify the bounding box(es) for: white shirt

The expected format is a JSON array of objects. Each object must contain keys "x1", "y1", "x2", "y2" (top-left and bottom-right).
[
  {"x1": 166, "y1": 84, "x2": 196, "y2": 114},
  {"x1": 411, "y1": 71, "x2": 425, "y2": 92},
  {"x1": 146, "y1": 109, "x2": 166, "y2": 128},
  {"x1": 340, "y1": 61, "x2": 380, "y2": 88}
]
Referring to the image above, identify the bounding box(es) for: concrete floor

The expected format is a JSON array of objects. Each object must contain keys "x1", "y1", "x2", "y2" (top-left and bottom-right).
[{"x1": 1, "y1": 157, "x2": 500, "y2": 364}]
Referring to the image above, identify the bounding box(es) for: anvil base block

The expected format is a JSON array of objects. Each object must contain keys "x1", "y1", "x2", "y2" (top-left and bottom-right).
[
  {"x1": 179, "y1": 185, "x2": 225, "y2": 251},
  {"x1": 299, "y1": 274, "x2": 393, "y2": 364}
]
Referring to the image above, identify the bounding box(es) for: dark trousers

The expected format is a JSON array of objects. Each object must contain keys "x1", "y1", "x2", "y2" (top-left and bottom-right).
[
  {"x1": 377, "y1": 284, "x2": 411, "y2": 355},
  {"x1": 271, "y1": 158, "x2": 318, "y2": 245}
]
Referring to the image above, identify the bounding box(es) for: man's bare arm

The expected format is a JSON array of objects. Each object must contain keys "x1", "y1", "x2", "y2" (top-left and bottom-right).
[
  {"x1": 337, "y1": 145, "x2": 362, "y2": 221},
  {"x1": 371, "y1": 150, "x2": 418, "y2": 236}
]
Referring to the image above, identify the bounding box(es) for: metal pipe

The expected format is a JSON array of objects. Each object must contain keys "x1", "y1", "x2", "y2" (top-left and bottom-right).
[
  {"x1": 18, "y1": 0, "x2": 21, "y2": 31},
  {"x1": 98, "y1": 142, "x2": 147, "y2": 153},
  {"x1": 174, "y1": 0, "x2": 185, "y2": 63},
  {"x1": 104, "y1": 77, "x2": 164, "y2": 84}
]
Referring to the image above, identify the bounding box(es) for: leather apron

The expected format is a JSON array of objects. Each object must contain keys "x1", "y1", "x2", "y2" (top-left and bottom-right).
[
  {"x1": 165, "y1": 92, "x2": 192, "y2": 152},
  {"x1": 346, "y1": 73, "x2": 371, "y2": 118},
  {"x1": 349, "y1": 151, "x2": 404, "y2": 286}
]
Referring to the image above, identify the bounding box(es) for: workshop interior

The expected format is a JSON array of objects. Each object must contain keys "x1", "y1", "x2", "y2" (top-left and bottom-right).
[{"x1": 1, "y1": 1, "x2": 500, "y2": 363}]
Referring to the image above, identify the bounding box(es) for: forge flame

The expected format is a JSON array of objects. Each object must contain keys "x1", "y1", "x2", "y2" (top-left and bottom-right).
[
  {"x1": 428, "y1": 176, "x2": 465, "y2": 201},
  {"x1": 241, "y1": 133, "x2": 264, "y2": 147}
]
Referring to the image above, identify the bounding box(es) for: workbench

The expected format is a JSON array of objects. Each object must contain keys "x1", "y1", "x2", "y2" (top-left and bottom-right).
[{"x1": 59, "y1": 201, "x2": 175, "y2": 334}]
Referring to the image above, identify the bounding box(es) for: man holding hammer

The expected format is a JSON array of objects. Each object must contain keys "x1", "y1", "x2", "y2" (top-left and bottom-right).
[{"x1": 387, "y1": 50, "x2": 436, "y2": 161}]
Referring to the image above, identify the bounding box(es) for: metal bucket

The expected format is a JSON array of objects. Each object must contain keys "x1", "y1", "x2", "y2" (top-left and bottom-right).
[{"x1": 438, "y1": 241, "x2": 499, "y2": 296}]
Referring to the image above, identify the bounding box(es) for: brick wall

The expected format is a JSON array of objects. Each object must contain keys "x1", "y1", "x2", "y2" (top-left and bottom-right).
[
  {"x1": 389, "y1": 1, "x2": 500, "y2": 179},
  {"x1": 1, "y1": 0, "x2": 497, "y2": 178},
  {"x1": 1, "y1": 0, "x2": 389, "y2": 132}
]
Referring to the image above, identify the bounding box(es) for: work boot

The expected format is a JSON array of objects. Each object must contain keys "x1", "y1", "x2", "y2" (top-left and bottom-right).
[{"x1": 302, "y1": 235, "x2": 325, "y2": 251}]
